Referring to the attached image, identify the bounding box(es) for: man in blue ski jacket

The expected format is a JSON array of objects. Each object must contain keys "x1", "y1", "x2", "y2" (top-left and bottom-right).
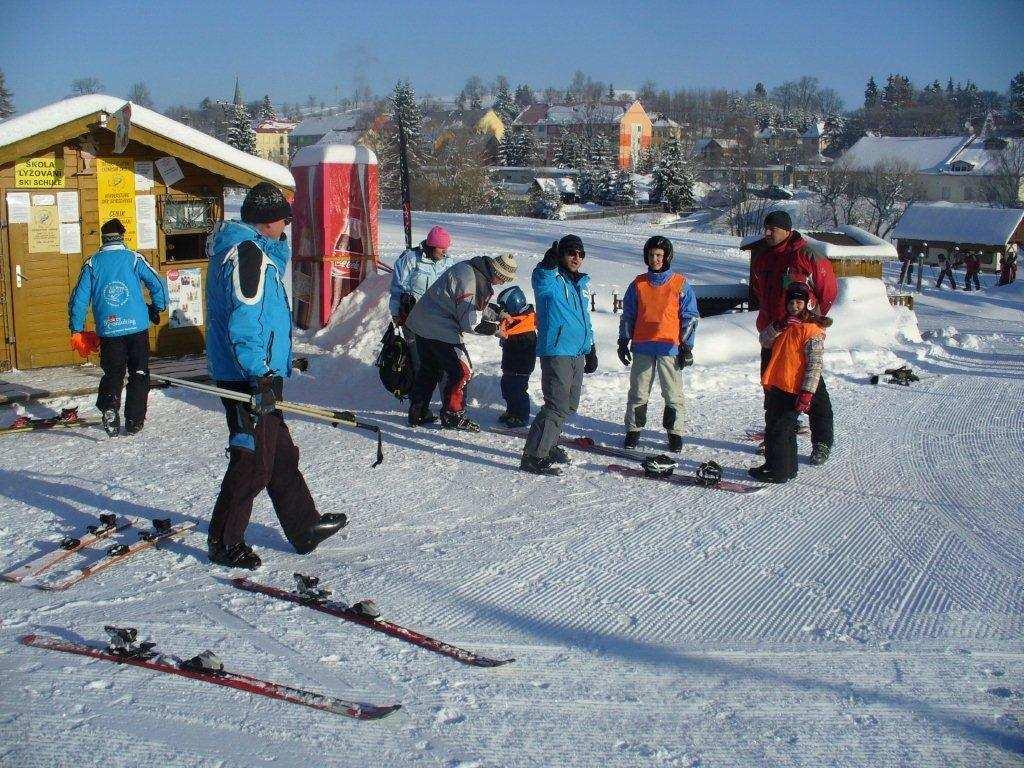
[
  {"x1": 521, "y1": 234, "x2": 597, "y2": 476},
  {"x1": 68, "y1": 218, "x2": 168, "y2": 436},
  {"x1": 204, "y1": 182, "x2": 347, "y2": 570}
]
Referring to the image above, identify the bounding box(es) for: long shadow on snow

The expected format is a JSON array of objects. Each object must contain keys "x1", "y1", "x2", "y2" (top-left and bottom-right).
[{"x1": 425, "y1": 582, "x2": 1024, "y2": 756}]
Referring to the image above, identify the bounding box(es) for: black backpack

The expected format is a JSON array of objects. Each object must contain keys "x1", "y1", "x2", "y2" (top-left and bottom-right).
[{"x1": 375, "y1": 323, "x2": 414, "y2": 400}]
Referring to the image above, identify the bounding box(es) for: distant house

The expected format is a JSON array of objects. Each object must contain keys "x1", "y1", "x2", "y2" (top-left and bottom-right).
[
  {"x1": 432, "y1": 107, "x2": 506, "y2": 164},
  {"x1": 751, "y1": 123, "x2": 827, "y2": 164},
  {"x1": 694, "y1": 138, "x2": 742, "y2": 166},
  {"x1": 289, "y1": 111, "x2": 365, "y2": 155},
  {"x1": 253, "y1": 118, "x2": 296, "y2": 166},
  {"x1": 512, "y1": 100, "x2": 652, "y2": 170},
  {"x1": 491, "y1": 166, "x2": 579, "y2": 198},
  {"x1": 890, "y1": 202, "x2": 1024, "y2": 273},
  {"x1": 649, "y1": 112, "x2": 683, "y2": 148},
  {"x1": 840, "y1": 134, "x2": 1023, "y2": 204},
  {"x1": 532, "y1": 175, "x2": 578, "y2": 204}
]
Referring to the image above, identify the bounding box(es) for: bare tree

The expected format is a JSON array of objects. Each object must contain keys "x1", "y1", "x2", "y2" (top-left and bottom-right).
[
  {"x1": 807, "y1": 160, "x2": 854, "y2": 227},
  {"x1": 126, "y1": 82, "x2": 153, "y2": 108},
  {"x1": 983, "y1": 139, "x2": 1024, "y2": 208},
  {"x1": 70, "y1": 77, "x2": 104, "y2": 96},
  {"x1": 861, "y1": 160, "x2": 920, "y2": 237}
]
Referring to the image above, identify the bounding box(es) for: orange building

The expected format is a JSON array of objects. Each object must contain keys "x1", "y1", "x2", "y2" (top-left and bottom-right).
[{"x1": 616, "y1": 101, "x2": 652, "y2": 170}]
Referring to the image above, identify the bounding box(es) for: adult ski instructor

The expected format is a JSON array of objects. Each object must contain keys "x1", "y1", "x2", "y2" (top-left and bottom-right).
[
  {"x1": 204, "y1": 183, "x2": 347, "y2": 569},
  {"x1": 746, "y1": 210, "x2": 837, "y2": 466},
  {"x1": 520, "y1": 235, "x2": 597, "y2": 476}
]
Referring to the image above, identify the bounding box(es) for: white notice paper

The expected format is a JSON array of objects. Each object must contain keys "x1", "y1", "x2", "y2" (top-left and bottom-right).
[
  {"x1": 5, "y1": 192, "x2": 30, "y2": 224},
  {"x1": 59, "y1": 223, "x2": 81, "y2": 254},
  {"x1": 57, "y1": 191, "x2": 79, "y2": 223},
  {"x1": 134, "y1": 161, "x2": 154, "y2": 191},
  {"x1": 31, "y1": 194, "x2": 56, "y2": 206},
  {"x1": 155, "y1": 156, "x2": 184, "y2": 187},
  {"x1": 135, "y1": 195, "x2": 158, "y2": 250}
]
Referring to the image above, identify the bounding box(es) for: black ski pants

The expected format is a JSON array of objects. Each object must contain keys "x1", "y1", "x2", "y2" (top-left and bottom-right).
[
  {"x1": 210, "y1": 380, "x2": 319, "y2": 550},
  {"x1": 936, "y1": 266, "x2": 957, "y2": 289},
  {"x1": 409, "y1": 335, "x2": 473, "y2": 417},
  {"x1": 898, "y1": 259, "x2": 914, "y2": 285},
  {"x1": 964, "y1": 268, "x2": 981, "y2": 291},
  {"x1": 761, "y1": 347, "x2": 833, "y2": 447},
  {"x1": 97, "y1": 330, "x2": 150, "y2": 428},
  {"x1": 764, "y1": 387, "x2": 799, "y2": 479}
]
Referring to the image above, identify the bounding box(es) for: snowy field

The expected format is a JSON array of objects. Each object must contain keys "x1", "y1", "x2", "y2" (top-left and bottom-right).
[{"x1": 1, "y1": 210, "x2": 1022, "y2": 767}]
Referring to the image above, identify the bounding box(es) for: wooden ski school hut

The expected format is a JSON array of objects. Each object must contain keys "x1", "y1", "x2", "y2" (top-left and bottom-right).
[{"x1": 0, "y1": 95, "x2": 294, "y2": 372}]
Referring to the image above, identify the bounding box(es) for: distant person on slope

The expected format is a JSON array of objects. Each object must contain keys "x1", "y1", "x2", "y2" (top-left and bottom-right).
[
  {"x1": 68, "y1": 218, "x2": 168, "y2": 437},
  {"x1": 405, "y1": 253, "x2": 518, "y2": 431},
  {"x1": 963, "y1": 251, "x2": 982, "y2": 291},
  {"x1": 750, "y1": 282, "x2": 831, "y2": 484},
  {"x1": 746, "y1": 210, "x2": 837, "y2": 467},
  {"x1": 388, "y1": 225, "x2": 455, "y2": 371},
  {"x1": 935, "y1": 248, "x2": 958, "y2": 290},
  {"x1": 999, "y1": 247, "x2": 1017, "y2": 286},
  {"x1": 205, "y1": 183, "x2": 347, "y2": 570},
  {"x1": 617, "y1": 236, "x2": 699, "y2": 453},
  {"x1": 520, "y1": 235, "x2": 597, "y2": 476}
]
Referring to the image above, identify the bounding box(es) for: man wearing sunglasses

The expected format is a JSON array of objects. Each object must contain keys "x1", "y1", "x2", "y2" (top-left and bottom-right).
[
  {"x1": 204, "y1": 182, "x2": 347, "y2": 569},
  {"x1": 521, "y1": 234, "x2": 598, "y2": 476}
]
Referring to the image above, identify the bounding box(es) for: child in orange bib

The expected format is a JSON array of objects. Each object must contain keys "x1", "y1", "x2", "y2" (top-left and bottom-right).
[{"x1": 750, "y1": 282, "x2": 831, "y2": 484}]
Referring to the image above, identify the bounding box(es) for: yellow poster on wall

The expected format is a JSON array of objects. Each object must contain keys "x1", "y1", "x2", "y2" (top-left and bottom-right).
[
  {"x1": 96, "y1": 157, "x2": 138, "y2": 249},
  {"x1": 15, "y1": 156, "x2": 66, "y2": 188},
  {"x1": 28, "y1": 205, "x2": 60, "y2": 253}
]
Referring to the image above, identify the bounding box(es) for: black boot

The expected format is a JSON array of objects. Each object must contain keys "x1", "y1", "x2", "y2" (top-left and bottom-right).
[
  {"x1": 440, "y1": 410, "x2": 480, "y2": 432},
  {"x1": 667, "y1": 433, "x2": 683, "y2": 453},
  {"x1": 547, "y1": 445, "x2": 571, "y2": 465},
  {"x1": 101, "y1": 409, "x2": 120, "y2": 437},
  {"x1": 747, "y1": 464, "x2": 789, "y2": 484},
  {"x1": 295, "y1": 512, "x2": 348, "y2": 554},
  {"x1": 520, "y1": 454, "x2": 562, "y2": 476},
  {"x1": 209, "y1": 540, "x2": 262, "y2": 569},
  {"x1": 408, "y1": 402, "x2": 437, "y2": 427},
  {"x1": 623, "y1": 431, "x2": 640, "y2": 449},
  {"x1": 124, "y1": 420, "x2": 143, "y2": 435},
  {"x1": 809, "y1": 443, "x2": 831, "y2": 466}
]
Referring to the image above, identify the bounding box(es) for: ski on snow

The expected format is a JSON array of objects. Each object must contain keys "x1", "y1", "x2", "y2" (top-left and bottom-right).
[
  {"x1": 606, "y1": 464, "x2": 766, "y2": 494},
  {"x1": 37, "y1": 519, "x2": 195, "y2": 591},
  {"x1": 0, "y1": 407, "x2": 98, "y2": 436},
  {"x1": 232, "y1": 576, "x2": 514, "y2": 668},
  {"x1": 485, "y1": 425, "x2": 651, "y2": 463},
  {"x1": 1, "y1": 513, "x2": 132, "y2": 584},
  {"x1": 19, "y1": 632, "x2": 400, "y2": 720}
]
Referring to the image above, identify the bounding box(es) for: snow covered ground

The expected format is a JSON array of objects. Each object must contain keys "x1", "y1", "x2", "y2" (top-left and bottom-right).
[{"x1": 1, "y1": 211, "x2": 1022, "y2": 767}]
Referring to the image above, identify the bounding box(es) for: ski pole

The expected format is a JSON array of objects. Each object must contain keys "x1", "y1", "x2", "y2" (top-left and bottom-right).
[{"x1": 151, "y1": 374, "x2": 384, "y2": 467}]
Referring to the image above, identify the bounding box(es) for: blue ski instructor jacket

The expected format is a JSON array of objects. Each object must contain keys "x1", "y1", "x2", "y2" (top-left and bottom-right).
[
  {"x1": 68, "y1": 244, "x2": 168, "y2": 337},
  {"x1": 532, "y1": 262, "x2": 594, "y2": 357}
]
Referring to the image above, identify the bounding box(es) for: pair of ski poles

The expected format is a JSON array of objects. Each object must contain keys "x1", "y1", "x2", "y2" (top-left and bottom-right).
[{"x1": 150, "y1": 374, "x2": 384, "y2": 467}]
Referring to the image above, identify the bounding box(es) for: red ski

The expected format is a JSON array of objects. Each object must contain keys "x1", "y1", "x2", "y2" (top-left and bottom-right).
[
  {"x1": 606, "y1": 464, "x2": 766, "y2": 494},
  {"x1": 2, "y1": 514, "x2": 129, "y2": 584},
  {"x1": 0, "y1": 407, "x2": 97, "y2": 436},
  {"x1": 232, "y1": 577, "x2": 514, "y2": 668},
  {"x1": 19, "y1": 634, "x2": 400, "y2": 720}
]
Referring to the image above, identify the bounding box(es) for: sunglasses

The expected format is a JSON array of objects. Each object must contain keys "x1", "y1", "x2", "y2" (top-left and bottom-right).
[{"x1": 565, "y1": 248, "x2": 585, "y2": 259}]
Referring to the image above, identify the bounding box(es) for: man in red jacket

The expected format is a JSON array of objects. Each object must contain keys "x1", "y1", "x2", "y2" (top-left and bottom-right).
[{"x1": 747, "y1": 210, "x2": 838, "y2": 465}]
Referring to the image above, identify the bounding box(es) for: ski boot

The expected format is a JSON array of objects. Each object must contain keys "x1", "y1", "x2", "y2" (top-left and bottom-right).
[
  {"x1": 547, "y1": 445, "x2": 571, "y2": 465},
  {"x1": 104, "y1": 625, "x2": 157, "y2": 659},
  {"x1": 124, "y1": 420, "x2": 143, "y2": 435},
  {"x1": 499, "y1": 413, "x2": 528, "y2": 428},
  {"x1": 667, "y1": 433, "x2": 683, "y2": 453},
  {"x1": 440, "y1": 410, "x2": 480, "y2": 433},
  {"x1": 623, "y1": 431, "x2": 640, "y2": 449},
  {"x1": 101, "y1": 409, "x2": 120, "y2": 437},
  {"x1": 408, "y1": 401, "x2": 437, "y2": 427},
  {"x1": 179, "y1": 650, "x2": 225, "y2": 675},
  {"x1": 294, "y1": 513, "x2": 348, "y2": 555},
  {"x1": 809, "y1": 443, "x2": 831, "y2": 466},
  {"x1": 695, "y1": 461, "x2": 723, "y2": 487},
  {"x1": 8, "y1": 414, "x2": 33, "y2": 429},
  {"x1": 59, "y1": 407, "x2": 80, "y2": 424},
  {"x1": 520, "y1": 454, "x2": 561, "y2": 476},
  {"x1": 747, "y1": 464, "x2": 790, "y2": 484},
  {"x1": 208, "y1": 540, "x2": 262, "y2": 570},
  {"x1": 293, "y1": 572, "x2": 332, "y2": 602},
  {"x1": 350, "y1": 599, "x2": 381, "y2": 620}
]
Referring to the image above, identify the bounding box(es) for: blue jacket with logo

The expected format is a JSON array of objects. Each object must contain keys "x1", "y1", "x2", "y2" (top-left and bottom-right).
[
  {"x1": 388, "y1": 245, "x2": 455, "y2": 316},
  {"x1": 68, "y1": 243, "x2": 168, "y2": 337},
  {"x1": 205, "y1": 221, "x2": 293, "y2": 382},
  {"x1": 532, "y1": 262, "x2": 594, "y2": 357}
]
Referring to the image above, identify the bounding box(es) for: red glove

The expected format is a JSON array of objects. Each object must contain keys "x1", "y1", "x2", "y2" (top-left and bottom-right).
[
  {"x1": 70, "y1": 331, "x2": 100, "y2": 358},
  {"x1": 795, "y1": 390, "x2": 813, "y2": 414}
]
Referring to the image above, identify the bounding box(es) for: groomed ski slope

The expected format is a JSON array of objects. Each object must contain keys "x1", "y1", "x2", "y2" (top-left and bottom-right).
[{"x1": 0, "y1": 211, "x2": 1022, "y2": 768}]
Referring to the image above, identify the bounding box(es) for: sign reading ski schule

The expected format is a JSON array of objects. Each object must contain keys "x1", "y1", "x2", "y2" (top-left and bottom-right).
[{"x1": 15, "y1": 156, "x2": 66, "y2": 188}]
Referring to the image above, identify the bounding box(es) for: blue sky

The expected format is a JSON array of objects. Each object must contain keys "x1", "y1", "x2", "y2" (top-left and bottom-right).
[{"x1": 2, "y1": 0, "x2": 1021, "y2": 113}]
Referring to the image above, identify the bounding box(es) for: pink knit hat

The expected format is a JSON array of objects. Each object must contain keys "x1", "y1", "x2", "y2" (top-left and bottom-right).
[{"x1": 425, "y1": 226, "x2": 451, "y2": 250}]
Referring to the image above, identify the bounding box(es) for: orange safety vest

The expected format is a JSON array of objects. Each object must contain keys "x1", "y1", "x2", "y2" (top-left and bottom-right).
[
  {"x1": 631, "y1": 273, "x2": 685, "y2": 345},
  {"x1": 500, "y1": 311, "x2": 537, "y2": 337},
  {"x1": 762, "y1": 323, "x2": 825, "y2": 395}
]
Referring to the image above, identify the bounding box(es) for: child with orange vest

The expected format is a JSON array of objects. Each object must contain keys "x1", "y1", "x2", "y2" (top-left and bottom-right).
[
  {"x1": 750, "y1": 281, "x2": 832, "y2": 484},
  {"x1": 495, "y1": 286, "x2": 538, "y2": 428},
  {"x1": 617, "y1": 236, "x2": 699, "y2": 452}
]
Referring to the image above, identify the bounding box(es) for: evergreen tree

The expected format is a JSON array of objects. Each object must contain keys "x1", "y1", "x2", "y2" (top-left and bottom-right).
[
  {"x1": 863, "y1": 76, "x2": 879, "y2": 110},
  {"x1": 1008, "y1": 71, "x2": 1024, "y2": 117},
  {"x1": 754, "y1": 82, "x2": 767, "y2": 100},
  {"x1": 606, "y1": 169, "x2": 635, "y2": 205},
  {"x1": 501, "y1": 126, "x2": 538, "y2": 166},
  {"x1": 554, "y1": 130, "x2": 587, "y2": 169},
  {"x1": 576, "y1": 169, "x2": 598, "y2": 204},
  {"x1": 881, "y1": 74, "x2": 913, "y2": 110},
  {"x1": 493, "y1": 83, "x2": 518, "y2": 127},
  {"x1": 390, "y1": 80, "x2": 427, "y2": 173},
  {"x1": 594, "y1": 167, "x2": 616, "y2": 205},
  {"x1": 226, "y1": 103, "x2": 256, "y2": 154},
  {"x1": 633, "y1": 146, "x2": 655, "y2": 175},
  {"x1": 530, "y1": 181, "x2": 562, "y2": 219},
  {"x1": 257, "y1": 94, "x2": 277, "y2": 120},
  {"x1": 587, "y1": 133, "x2": 615, "y2": 170},
  {"x1": 0, "y1": 70, "x2": 14, "y2": 120},
  {"x1": 650, "y1": 137, "x2": 696, "y2": 213},
  {"x1": 514, "y1": 84, "x2": 536, "y2": 108}
]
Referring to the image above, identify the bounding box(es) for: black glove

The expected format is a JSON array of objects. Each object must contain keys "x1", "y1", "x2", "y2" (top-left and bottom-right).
[
  {"x1": 676, "y1": 345, "x2": 694, "y2": 370},
  {"x1": 399, "y1": 293, "x2": 416, "y2": 316},
  {"x1": 250, "y1": 374, "x2": 279, "y2": 416},
  {"x1": 540, "y1": 241, "x2": 559, "y2": 269},
  {"x1": 617, "y1": 339, "x2": 632, "y2": 367},
  {"x1": 147, "y1": 304, "x2": 161, "y2": 324},
  {"x1": 584, "y1": 344, "x2": 598, "y2": 374}
]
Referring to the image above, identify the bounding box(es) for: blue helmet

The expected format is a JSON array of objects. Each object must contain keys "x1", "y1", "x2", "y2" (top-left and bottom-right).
[{"x1": 496, "y1": 285, "x2": 528, "y2": 315}]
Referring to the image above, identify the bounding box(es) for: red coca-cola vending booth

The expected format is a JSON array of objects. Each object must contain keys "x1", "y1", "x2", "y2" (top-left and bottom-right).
[{"x1": 290, "y1": 143, "x2": 379, "y2": 329}]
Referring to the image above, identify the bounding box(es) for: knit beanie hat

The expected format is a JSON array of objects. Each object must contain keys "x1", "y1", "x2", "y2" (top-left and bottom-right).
[
  {"x1": 557, "y1": 234, "x2": 585, "y2": 257},
  {"x1": 785, "y1": 281, "x2": 811, "y2": 303},
  {"x1": 241, "y1": 182, "x2": 292, "y2": 224},
  {"x1": 489, "y1": 253, "x2": 518, "y2": 282},
  {"x1": 101, "y1": 218, "x2": 125, "y2": 244},
  {"x1": 764, "y1": 210, "x2": 793, "y2": 231}
]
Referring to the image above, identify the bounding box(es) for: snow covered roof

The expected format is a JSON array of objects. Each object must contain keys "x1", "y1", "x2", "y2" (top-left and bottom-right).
[
  {"x1": 801, "y1": 121, "x2": 826, "y2": 139},
  {"x1": 290, "y1": 111, "x2": 361, "y2": 138},
  {"x1": 841, "y1": 135, "x2": 970, "y2": 172},
  {"x1": 291, "y1": 143, "x2": 378, "y2": 167},
  {"x1": 254, "y1": 119, "x2": 297, "y2": 133},
  {"x1": 946, "y1": 138, "x2": 1020, "y2": 175},
  {"x1": 514, "y1": 102, "x2": 639, "y2": 127},
  {"x1": 0, "y1": 94, "x2": 293, "y2": 187},
  {"x1": 890, "y1": 203, "x2": 1024, "y2": 246},
  {"x1": 696, "y1": 138, "x2": 739, "y2": 152},
  {"x1": 534, "y1": 176, "x2": 577, "y2": 196},
  {"x1": 741, "y1": 225, "x2": 898, "y2": 261}
]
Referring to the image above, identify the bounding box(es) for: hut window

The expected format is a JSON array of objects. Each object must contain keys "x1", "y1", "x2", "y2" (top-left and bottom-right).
[{"x1": 160, "y1": 196, "x2": 216, "y2": 235}]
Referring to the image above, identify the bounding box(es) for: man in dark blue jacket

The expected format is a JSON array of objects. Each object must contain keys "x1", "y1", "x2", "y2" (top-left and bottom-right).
[
  {"x1": 521, "y1": 234, "x2": 597, "y2": 475},
  {"x1": 69, "y1": 218, "x2": 168, "y2": 436},
  {"x1": 204, "y1": 183, "x2": 347, "y2": 569}
]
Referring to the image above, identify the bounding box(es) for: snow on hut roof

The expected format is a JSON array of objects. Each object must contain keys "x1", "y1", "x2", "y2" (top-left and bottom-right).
[
  {"x1": 841, "y1": 135, "x2": 970, "y2": 172},
  {"x1": 291, "y1": 142, "x2": 378, "y2": 167},
  {"x1": 534, "y1": 176, "x2": 577, "y2": 196},
  {"x1": 890, "y1": 203, "x2": 1024, "y2": 246},
  {"x1": 290, "y1": 111, "x2": 361, "y2": 137},
  {"x1": 741, "y1": 225, "x2": 898, "y2": 261},
  {"x1": 0, "y1": 94, "x2": 294, "y2": 187}
]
